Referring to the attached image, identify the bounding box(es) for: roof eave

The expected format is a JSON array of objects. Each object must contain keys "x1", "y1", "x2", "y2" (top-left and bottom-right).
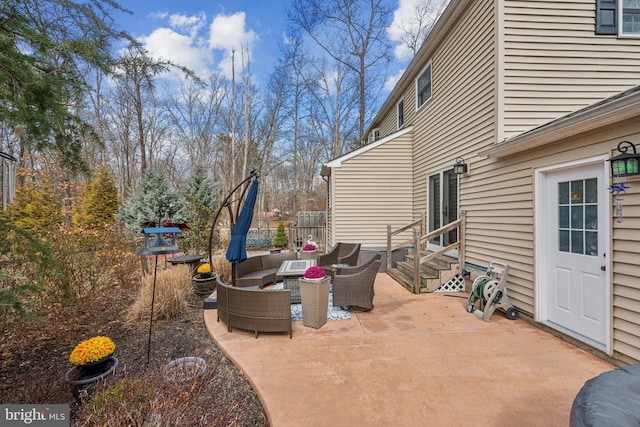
[
  {"x1": 366, "y1": 0, "x2": 471, "y2": 136},
  {"x1": 325, "y1": 126, "x2": 413, "y2": 168},
  {"x1": 479, "y1": 88, "x2": 640, "y2": 159}
]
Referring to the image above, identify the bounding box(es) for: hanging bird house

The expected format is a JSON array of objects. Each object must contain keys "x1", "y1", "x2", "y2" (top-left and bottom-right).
[
  {"x1": 135, "y1": 227, "x2": 182, "y2": 274},
  {"x1": 141, "y1": 227, "x2": 181, "y2": 254}
]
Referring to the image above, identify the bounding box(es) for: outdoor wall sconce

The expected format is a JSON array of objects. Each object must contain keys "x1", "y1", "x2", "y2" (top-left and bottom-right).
[
  {"x1": 608, "y1": 141, "x2": 640, "y2": 178},
  {"x1": 453, "y1": 157, "x2": 468, "y2": 175}
]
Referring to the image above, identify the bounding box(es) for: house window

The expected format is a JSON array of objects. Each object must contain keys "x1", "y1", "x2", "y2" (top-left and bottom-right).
[
  {"x1": 368, "y1": 128, "x2": 380, "y2": 143},
  {"x1": 397, "y1": 98, "x2": 404, "y2": 129},
  {"x1": 596, "y1": 0, "x2": 640, "y2": 36},
  {"x1": 622, "y1": 0, "x2": 640, "y2": 34},
  {"x1": 416, "y1": 63, "x2": 432, "y2": 109}
]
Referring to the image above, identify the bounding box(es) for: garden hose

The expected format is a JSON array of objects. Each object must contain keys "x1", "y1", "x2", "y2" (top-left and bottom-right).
[{"x1": 473, "y1": 277, "x2": 491, "y2": 299}]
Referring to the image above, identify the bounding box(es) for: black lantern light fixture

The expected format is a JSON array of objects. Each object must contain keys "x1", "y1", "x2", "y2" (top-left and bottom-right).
[
  {"x1": 453, "y1": 157, "x2": 468, "y2": 175},
  {"x1": 608, "y1": 141, "x2": 640, "y2": 178}
]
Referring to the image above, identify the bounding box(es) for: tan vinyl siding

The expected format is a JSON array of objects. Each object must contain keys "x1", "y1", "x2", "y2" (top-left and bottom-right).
[
  {"x1": 611, "y1": 183, "x2": 640, "y2": 362},
  {"x1": 330, "y1": 131, "x2": 414, "y2": 248},
  {"x1": 379, "y1": 110, "x2": 396, "y2": 138},
  {"x1": 468, "y1": 119, "x2": 640, "y2": 362},
  {"x1": 465, "y1": 128, "x2": 614, "y2": 315},
  {"x1": 379, "y1": 100, "x2": 400, "y2": 137},
  {"x1": 378, "y1": 90, "x2": 417, "y2": 139},
  {"x1": 503, "y1": 0, "x2": 640, "y2": 139},
  {"x1": 412, "y1": 0, "x2": 496, "y2": 218}
]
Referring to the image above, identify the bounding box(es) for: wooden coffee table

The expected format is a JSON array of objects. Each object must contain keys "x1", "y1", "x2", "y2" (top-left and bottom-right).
[{"x1": 277, "y1": 259, "x2": 317, "y2": 304}]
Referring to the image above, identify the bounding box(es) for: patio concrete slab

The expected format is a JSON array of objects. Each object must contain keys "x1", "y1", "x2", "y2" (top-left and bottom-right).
[{"x1": 203, "y1": 273, "x2": 614, "y2": 427}]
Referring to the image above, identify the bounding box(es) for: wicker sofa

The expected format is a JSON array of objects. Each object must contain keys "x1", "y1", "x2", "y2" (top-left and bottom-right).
[
  {"x1": 216, "y1": 275, "x2": 292, "y2": 338},
  {"x1": 235, "y1": 251, "x2": 297, "y2": 287}
]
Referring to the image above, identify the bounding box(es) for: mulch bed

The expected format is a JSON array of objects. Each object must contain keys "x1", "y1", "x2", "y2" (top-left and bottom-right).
[{"x1": 0, "y1": 282, "x2": 268, "y2": 426}]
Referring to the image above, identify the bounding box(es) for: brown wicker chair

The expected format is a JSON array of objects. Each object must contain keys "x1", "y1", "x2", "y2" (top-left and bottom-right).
[
  {"x1": 317, "y1": 242, "x2": 361, "y2": 269},
  {"x1": 216, "y1": 275, "x2": 292, "y2": 338},
  {"x1": 332, "y1": 253, "x2": 382, "y2": 312}
]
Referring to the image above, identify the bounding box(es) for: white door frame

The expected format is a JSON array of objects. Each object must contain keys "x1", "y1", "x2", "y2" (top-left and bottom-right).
[{"x1": 534, "y1": 155, "x2": 612, "y2": 354}]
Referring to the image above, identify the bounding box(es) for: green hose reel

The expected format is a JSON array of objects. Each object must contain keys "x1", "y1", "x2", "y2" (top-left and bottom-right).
[
  {"x1": 473, "y1": 277, "x2": 490, "y2": 299},
  {"x1": 466, "y1": 261, "x2": 519, "y2": 321}
]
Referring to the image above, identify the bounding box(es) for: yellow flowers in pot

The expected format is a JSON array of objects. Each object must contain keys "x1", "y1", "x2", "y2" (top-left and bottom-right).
[
  {"x1": 69, "y1": 336, "x2": 116, "y2": 365},
  {"x1": 197, "y1": 263, "x2": 211, "y2": 275}
]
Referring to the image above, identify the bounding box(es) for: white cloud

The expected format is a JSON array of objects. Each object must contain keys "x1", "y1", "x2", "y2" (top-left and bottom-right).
[
  {"x1": 141, "y1": 27, "x2": 213, "y2": 78},
  {"x1": 169, "y1": 12, "x2": 206, "y2": 38},
  {"x1": 208, "y1": 12, "x2": 258, "y2": 79},
  {"x1": 149, "y1": 11, "x2": 169, "y2": 21},
  {"x1": 208, "y1": 12, "x2": 257, "y2": 51},
  {"x1": 387, "y1": 0, "x2": 448, "y2": 61},
  {"x1": 383, "y1": 68, "x2": 406, "y2": 92},
  {"x1": 132, "y1": 10, "x2": 260, "y2": 81}
]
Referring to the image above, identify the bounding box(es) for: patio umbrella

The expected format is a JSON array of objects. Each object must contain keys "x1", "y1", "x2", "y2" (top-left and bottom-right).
[{"x1": 226, "y1": 178, "x2": 259, "y2": 268}]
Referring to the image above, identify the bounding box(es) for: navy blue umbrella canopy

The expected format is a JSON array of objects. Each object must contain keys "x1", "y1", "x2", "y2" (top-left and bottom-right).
[{"x1": 226, "y1": 179, "x2": 259, "y2": 265}]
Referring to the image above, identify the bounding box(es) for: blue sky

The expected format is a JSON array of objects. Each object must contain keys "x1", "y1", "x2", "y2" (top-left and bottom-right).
[{"x1": 114, "y1": 0, "x2": 447, "y2": 89}]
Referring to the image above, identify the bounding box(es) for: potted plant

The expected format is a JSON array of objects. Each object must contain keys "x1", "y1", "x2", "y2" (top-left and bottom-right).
[
  {"x1": 192, "y1": 263, "x2": 217, "y2": 296},
  {"x1": 298, "y1": 266, "x2": 330, "y2": 328},
  {"x1": 302, "y1": 243, "x2": 317, "y2": 252},
  {"x1": 66, "y1": 336, "x2": 119, "y2": 386},
  {"x1": 302, "y1": 265, "x2": 325, "y2": 281},
  {"x1": 195, "y1": 263, "x2": 212, "y2": 278},
  {"x1": 301, "y1": 242, "x2": 317, "y2": 260},
  {"x1": 272, "y1": 223, "x2": 288, "y2": 250}
]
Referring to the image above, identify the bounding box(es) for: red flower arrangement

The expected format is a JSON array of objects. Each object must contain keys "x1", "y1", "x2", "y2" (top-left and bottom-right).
[{"x1": 303, "y1": 266, "x2": 326, "y2": 279}]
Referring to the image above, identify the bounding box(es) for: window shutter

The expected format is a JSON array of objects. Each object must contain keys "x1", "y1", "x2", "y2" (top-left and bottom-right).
[{"x1": 596, "y1": 0, "x2": 617, "y2": 35}]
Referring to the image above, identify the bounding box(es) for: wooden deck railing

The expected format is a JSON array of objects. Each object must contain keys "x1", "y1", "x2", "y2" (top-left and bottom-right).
[{"x1": 387, "y1": 211, "x2": 466, "y2": 293}]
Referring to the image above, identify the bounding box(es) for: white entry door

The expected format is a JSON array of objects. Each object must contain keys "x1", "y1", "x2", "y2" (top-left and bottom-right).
[{"x1": 538, "y1": 161, "x2": 609, "y2": 350}]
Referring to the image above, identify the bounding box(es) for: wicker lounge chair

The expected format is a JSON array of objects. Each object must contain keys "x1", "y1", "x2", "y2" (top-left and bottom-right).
[
  {"x1": 332, "y1": 253, "x2": 382, "y2": 312},
  {"x1": 317, "y1": 242, "x2": 361, "y2": 270},
  {"x1": 216, "y1": 275, "x2": 292, "y2": 338}
]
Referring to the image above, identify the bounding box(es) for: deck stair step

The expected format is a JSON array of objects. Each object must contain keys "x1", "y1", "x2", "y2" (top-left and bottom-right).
[{"x1": 387, "y1": 252, "x2": 459, "y2": 294}]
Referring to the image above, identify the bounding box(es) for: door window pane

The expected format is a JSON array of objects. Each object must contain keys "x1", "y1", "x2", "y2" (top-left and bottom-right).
[
  {"x1": 585, "y1": 231, "x2": 598, "y2": 256},
  {"x1": 585, "y1": 205, "x2": 598, "y2": 230},
  {"x1": 445, "y1": 170, "x2": 458, "y2": 244},
  {"x1": 558, "y1": 178, "x2": 598, "y2": 256},
  {"x1": 428, "y1": 170, "x2": 459, "y2": 247},
  {"x1": 559, "y1": 230, "x2": 570, "y2": 252},
  {"x1": 570, "y1": 180, "x2": 583, "y2": 204},
  {"x1": 559, "y1": 182, "x2": 569, "y2": 204},
  {"x1": 585, "y1": 178, "x2": 597, "y2": 203},
  {"x1": 571, "y1": 206, "x2": 584, "y2": 228},
  {"x1": 428, "y1": 175, "x2": 440, "y2": 245},
  {"x1": 559, "y1": 206, "x2": 569, "y2": 228},
  {"x1": 571, "y1": 231, "x2": 584, "y2": 254}
]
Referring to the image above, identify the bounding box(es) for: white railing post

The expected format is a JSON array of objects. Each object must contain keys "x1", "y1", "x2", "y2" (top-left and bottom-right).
[
  {"x1": 386, "y1": 224, "x2": 392, "y2": 271},
  {"x1": 459, "y1": 210, "x2": 466, "y2": 272},
  {"x1": 413, "y1": 227, "x2": 421, "y2": 293}
]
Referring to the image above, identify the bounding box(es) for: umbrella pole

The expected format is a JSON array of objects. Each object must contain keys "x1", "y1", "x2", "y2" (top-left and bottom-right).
[
  {"x1": 231, "y1": 263, "x2": 236, "y2": 286},
  {"x1": 147, "y1": 255, "x2": 158, "y2": 363}
]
